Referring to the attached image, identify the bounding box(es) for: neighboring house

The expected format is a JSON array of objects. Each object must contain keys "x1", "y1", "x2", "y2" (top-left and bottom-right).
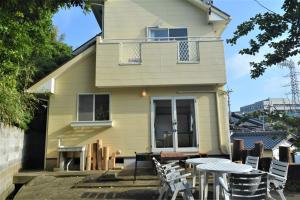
[
  {"x1": 230, "y1": 112, "x2": 264, "y2": 131},
  {"x1": 240, "y1": 98, "x2": 300, "y2": 114},
  {"x1": 272, "y1": 140, "x2": 296, "y2": 160},
  {"x1": 28, "y1": 0, "x2": 231, "y2": 170},
  {"x1": 231, "y1": 131, "x2": 293, "y2": 157}
]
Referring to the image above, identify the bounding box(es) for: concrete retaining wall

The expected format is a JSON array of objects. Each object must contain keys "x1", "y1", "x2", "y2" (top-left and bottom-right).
[{"x1": 0, "y1": 124, "x2": 24, "y2": 200}]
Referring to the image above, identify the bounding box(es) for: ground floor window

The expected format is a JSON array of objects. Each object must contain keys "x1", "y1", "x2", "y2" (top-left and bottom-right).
[{"x1": 77, "y1": 94, "x2": 110, "y2": 121}]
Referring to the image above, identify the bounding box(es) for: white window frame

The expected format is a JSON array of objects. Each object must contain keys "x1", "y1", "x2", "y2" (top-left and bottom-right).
[
  {"x1": 76, "y1": 93, "x2": 111, "y2": 122},
  {"x1": 146, "y1": 27, "x2": 188, "y2": 41},
  {"x1": 150, "y1": 96, "x2": 199, "y2": 153}
]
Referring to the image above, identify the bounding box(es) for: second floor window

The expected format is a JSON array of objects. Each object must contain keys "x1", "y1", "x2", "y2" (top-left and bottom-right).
[
  {"x1": 148, "y1": 27, "x2": 187, "y2": 41},
  {"x1": 78, "y1": 94, "x2": 110, "y2": 121}
]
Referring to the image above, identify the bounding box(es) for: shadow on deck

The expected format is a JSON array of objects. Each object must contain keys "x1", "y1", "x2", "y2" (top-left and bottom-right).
[{"x1": 12, "y1": 168, "x2": 300, "y2": 200}]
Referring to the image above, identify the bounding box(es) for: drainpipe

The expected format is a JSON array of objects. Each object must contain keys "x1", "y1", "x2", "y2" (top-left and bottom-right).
[
  {"x1": 215, "y1": 90, "x2": 230, "y2": 155},
  {"x1": 177, "y1": 89, "x2": 229, "y2": 154}
]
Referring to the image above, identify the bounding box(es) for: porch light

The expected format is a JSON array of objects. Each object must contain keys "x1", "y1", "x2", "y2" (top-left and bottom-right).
[{"x1": 141, "y1": 89, "x2": 147, "y2": 97}]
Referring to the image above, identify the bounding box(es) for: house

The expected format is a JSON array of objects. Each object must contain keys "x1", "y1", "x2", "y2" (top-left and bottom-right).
[
  {"x1": 230, "y1": 112, "x2": 264, "y2": 131},
  {"x1": 28, "y1": 0, "x2": 231, "y2": 170}
]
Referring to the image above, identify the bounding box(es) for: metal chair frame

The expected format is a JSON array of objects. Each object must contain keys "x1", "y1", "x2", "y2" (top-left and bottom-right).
[{"x1": 219, "y1": 172, "x2": 268, "y2": 200}]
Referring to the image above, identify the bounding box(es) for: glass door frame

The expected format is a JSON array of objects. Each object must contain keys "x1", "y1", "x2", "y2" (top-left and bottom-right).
[{"x1": 150, "y1": 96, "x2": 199, "y2": 153}]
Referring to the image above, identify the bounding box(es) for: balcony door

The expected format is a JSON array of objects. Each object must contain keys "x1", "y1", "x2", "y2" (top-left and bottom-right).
[{"x1": 151, "y1": 97, "x2": 198, "y2": 152}]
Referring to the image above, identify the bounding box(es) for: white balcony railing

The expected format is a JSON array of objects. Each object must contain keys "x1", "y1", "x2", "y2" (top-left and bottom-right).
[
  {"x1": 119, "y1": 42, "x2": 141, "y2": 64},
  {"x1": 115, "y1": 37, "x2": 217, "y2": 64}
]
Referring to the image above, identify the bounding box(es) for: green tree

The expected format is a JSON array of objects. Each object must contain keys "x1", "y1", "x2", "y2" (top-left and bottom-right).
[
  {"x1": 0, "y1": 0, "x2": 90, "y2": 129},
  {"x1": 227, "y1": 0, "x2": 300, "y2": 79},
  {"x1": 243, "y1": 110, "x2": 300, "y2": 147}
]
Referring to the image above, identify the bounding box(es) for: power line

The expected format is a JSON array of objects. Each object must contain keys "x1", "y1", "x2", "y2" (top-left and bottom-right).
[{"x1": 253, "y1": 0, "x2": 279, "y2": 15}]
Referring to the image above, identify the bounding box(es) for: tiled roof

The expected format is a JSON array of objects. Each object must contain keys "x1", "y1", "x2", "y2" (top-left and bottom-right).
[{"x1": 231, "y1": 131, "x2": 287, "y2": 150}]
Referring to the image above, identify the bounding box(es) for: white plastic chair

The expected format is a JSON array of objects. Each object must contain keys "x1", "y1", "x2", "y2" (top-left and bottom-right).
[
  {"x1": 245, "y1": 156, "x2": 259, "y2": 170},
  {"x1": 268, "y1": 160, "x2": 289, "y2": 200},
  {"x1": 153, "y1": 157, "x2": 195, "y2": 200}
]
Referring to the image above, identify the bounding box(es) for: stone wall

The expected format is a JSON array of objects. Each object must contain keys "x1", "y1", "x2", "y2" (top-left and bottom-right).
[{"x1": 0, "y1": 124, "x2": 24, "y2": 200}]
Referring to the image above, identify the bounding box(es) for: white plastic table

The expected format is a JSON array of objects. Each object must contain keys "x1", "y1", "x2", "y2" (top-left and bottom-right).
[
  {"x1": 185, "y1": 158, "x2": 231, "y2": 187},
  {"x1": 197, "y1": 162, "x2": 253, "y2": 200}
]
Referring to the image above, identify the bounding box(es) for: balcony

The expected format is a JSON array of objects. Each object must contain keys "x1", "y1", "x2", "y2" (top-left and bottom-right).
[
  {"x1": 95, "y1": 37, "x2": 226, "y2": 87},
  {"x1": 119, "y1": 39, "x2": 200, "y2": 65}
]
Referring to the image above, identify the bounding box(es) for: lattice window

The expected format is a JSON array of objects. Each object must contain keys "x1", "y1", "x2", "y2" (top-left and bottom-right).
[
  {"x1": 178, "y1": 41, "x2": 199, "y2": 63},
  {"x1": 120, "y1": 43, "x2": 141, "y2": 64}
]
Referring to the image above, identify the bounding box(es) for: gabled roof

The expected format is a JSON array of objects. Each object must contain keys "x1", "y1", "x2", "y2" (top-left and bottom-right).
[
  {"x1": 185, "y1": 0, "x2": 230, "y2": 19},
  {"x1": 27, "y1": 36, "x2": 97, "y2": 94},
  {"x1": 91, "y1": 0, "x2": 230, "y2": 36},
  {"x1": 72, "y1": 33, "x2": 100, "y2": 56},
  {"x1": 93, "y1": 0, "x2": 230, "y2": 19}
]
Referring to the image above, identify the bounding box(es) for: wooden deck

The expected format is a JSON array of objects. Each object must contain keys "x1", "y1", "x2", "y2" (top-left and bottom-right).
[{"x1": 13, "y1": 169, "x2": 300, "y2": 199}]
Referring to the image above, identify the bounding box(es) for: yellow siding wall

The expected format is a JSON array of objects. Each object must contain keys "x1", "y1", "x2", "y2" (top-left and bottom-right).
[
  {"x1": 103, "y1": 0, "x2": 215, "y2": 39},
  {"x1": 95, "y1": 39, "x2": 226, "y2": 87},
  {"x1": 46, "y1": 49, "x2": 229, "y2": 160},
  {"x1": 94, "y1": 0, "x2": 227, "y2": 87}
]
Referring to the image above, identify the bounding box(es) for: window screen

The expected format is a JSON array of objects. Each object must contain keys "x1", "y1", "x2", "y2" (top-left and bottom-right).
[
  {"x1": 78, "y1": 95, "x2": 93, "y2": 121},
  {"x1": 95, "y1": 95, "x2": 110, "y2": 121},
  {"x1": 169, "y1": 28, "x2": 187, "y2": 40}
]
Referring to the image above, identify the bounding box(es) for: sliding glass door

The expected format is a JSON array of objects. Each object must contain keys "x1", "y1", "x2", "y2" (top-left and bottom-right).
[
  {"x1": 153, "y1": 99, "x2": 173, "y2": 149},
  {"x1": 176, "y1": 98, "x2": 197, "y2": 148},
  {"x1": 151, "y1": 97, "x2": 198, "y2": 152}
]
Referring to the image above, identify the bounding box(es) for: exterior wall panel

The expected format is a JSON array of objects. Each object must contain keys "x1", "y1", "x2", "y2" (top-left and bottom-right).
[
  {"x1": 103, "y1": 0, "x2": 215, "y2": 39},
  {"x1": 46, "y1": 52, "x2": 229, "y2": 162},
  {"x1": 95, "y1": 40, "x2": 226, "y2": 87}
]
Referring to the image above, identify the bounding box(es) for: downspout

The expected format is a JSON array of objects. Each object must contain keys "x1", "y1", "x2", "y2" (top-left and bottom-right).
[
  {"x1": 215, "y1": 90, "x2": 229, "y2": 154},
  {"x1": 42, "y1": 96, "x2": 50, "y2": 170},
  {"x1": 177, "y1": 89, "x2": 229, "y2": 154}
]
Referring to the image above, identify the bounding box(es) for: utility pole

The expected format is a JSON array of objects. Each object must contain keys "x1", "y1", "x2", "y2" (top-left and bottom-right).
[
  {"x1": 279, "y1": 60, "x2": 300, "y2": 112},
  {"x1": 225, "y1": 88, "x2": 233, "y2": 161},
  {"x1": 226, "y1": 88, "x2": 233, "y2": 124}
]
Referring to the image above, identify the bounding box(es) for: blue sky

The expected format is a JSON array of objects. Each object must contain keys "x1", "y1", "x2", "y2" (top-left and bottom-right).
[{"x1": 53, "y1": 0, "x2": 294, "y2": 111}]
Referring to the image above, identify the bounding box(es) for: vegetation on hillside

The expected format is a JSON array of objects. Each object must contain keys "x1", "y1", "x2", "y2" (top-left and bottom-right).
[{"x1": 0, "y1": 0, "x2": 90, "y2": 129}]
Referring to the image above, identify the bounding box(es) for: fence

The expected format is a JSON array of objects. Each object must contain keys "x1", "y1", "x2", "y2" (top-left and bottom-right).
[{"x1": 0, "y1": 124, "x2": 24, "y2": 200}]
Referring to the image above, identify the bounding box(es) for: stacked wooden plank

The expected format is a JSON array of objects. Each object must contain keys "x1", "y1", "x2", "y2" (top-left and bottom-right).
[{"x1": 85, "y1": 140, "x2": 120, "y2": 171}]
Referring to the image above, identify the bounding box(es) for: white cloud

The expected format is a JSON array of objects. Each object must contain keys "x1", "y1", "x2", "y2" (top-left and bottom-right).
[
  {"x1": 225, "y1": 33, "x2": 300, "y2": 81},
  {"x1": 226, "y1": 44, "x2": 275, "y2": 80},
  {"x1": 262, "y1": 76, "x2": 289, "y2": 97},
  {"x1": 226, "y1": 53, "x2": 253, "y2": 79}
]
